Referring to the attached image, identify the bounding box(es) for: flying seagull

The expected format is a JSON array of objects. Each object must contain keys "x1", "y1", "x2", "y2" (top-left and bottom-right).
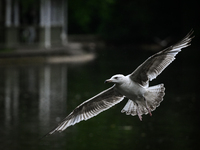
[{"x1": 46, "y1": 30, "x2": 194, "y2": 135}]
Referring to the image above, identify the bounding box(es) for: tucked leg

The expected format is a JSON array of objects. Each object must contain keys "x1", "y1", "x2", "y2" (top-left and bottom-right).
[
  {"x1": 135, "y1": 102, "x2": 143, "y2": 121},
  {"x1": 144, "y1": 97, "x2": 152, "y2": 116},
  {"x1": 137, "y1": 109, "x2": 142, "y2": 121}
]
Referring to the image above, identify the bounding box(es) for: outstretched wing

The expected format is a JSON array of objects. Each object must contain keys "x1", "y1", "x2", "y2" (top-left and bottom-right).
[
  {"x1": 47, "y1": 86, "x2": 124, "y2": 135},
  {"x1": 130, "y1": 30, "x2": 194, "y2": 87}
]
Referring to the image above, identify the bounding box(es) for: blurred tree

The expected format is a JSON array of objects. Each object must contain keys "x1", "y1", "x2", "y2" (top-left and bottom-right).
[
  {"x1": 18, "y1": 0, "x2": 199, "y2": 43},
  {"x1": 68, "y1": 0, "x2": 199, "y2": 43},
  {"x1": 68, "y1": 0, "x2": 115, "y2": 34}
]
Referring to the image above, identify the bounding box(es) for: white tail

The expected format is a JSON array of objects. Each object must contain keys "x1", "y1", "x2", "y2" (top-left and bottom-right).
[
  {"x1": 121, "y1": 84, "x2": 165, "y2": 120},
  {"x1": 144, "y1": 84, "x2": 165, "y2": 111}
]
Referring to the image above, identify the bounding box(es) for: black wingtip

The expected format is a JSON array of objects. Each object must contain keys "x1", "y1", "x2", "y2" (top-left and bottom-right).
[
  {"x1": 38, "y1": 132, "x2": 50, "y2": 140},
  {"x1": 174, "y1": 29, "x2": 195, "y2": 48},
  {"x1": 185, "y1": 29, "x2": 195, "y2": 40}
]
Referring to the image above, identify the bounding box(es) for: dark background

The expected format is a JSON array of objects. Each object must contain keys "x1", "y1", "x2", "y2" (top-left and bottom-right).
[
  {"x1": 0, "y1": 0, "x2": 199, "y2": 150},
  {"x1": 68, "y1": 0, "x2": 199, "y2": 44},
  {"x1": 1, "y1": 0, "x2": 199, "y2": 44}
]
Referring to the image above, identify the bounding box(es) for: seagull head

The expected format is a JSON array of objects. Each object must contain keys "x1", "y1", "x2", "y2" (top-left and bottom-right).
[{"x1": 105, "y1": 74, "x2": 125, "y2": 84}]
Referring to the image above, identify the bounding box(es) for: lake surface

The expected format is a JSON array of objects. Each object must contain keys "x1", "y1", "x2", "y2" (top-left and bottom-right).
[{"x1": 0, "y1": 46, "x2": 198, "y2": 150}]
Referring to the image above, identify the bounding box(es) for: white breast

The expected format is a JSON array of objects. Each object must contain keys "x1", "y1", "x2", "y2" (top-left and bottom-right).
[{"x1": 116, "y1": 78, "x2": 146, "y2": 100}]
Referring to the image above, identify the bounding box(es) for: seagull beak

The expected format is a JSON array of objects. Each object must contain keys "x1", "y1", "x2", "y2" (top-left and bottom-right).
[{"x1": 104, "y1": 79, "x2": 112, "y2": 83}]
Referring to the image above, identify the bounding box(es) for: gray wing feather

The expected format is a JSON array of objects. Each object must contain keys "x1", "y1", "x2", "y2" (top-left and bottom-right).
[
  {"x1": 48, "y1": 86, "x2": 124, "y2": 135},
  {"x1": 130, "y1": 30, "x2": 194, "y2": 87}
]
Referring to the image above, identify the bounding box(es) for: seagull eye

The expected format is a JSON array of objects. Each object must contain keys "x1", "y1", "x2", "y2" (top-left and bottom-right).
[{"x1": 114, "y1": 77, "x2": 118, "y2": 79}]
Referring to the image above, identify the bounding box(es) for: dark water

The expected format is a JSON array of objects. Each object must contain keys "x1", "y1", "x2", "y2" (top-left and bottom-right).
[{"x1": 0, "y1": 47, "x2": 198, "y2": 150}]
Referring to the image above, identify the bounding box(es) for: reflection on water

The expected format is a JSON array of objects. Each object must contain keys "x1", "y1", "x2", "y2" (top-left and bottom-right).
[
  {"x1": 39, "y1": 65, "x2": 51, "y2": 126},
  {"x1": 5, "y1": 68, "x2": 19, "y2": 128},
  {"x1": 0, "y1": 64, "x2": 68, "y2": 149},
  {"x1": 0, "y1": 47, "x2": 199, "y2": 150}
]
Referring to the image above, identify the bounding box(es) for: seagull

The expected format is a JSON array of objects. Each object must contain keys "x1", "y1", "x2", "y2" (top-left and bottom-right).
[{"x1": 45, "y1": 30, "x2": 194, "y2": 136}]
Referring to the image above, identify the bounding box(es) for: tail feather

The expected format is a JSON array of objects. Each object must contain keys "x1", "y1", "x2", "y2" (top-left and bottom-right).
[
  {"x1": 121, "y1": 84, "x2": 165, "y2": 120},
  {"x1": 145, "y1": 84, "x2": 165, "y2": 111},
  {"x1": 121, "y1": 99, "x2": 137, "y2": 116}
]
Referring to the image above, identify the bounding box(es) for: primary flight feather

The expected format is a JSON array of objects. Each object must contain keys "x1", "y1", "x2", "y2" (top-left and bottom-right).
[{"x1": 45, "y1": 30, "x2": 194, "y2": 136}]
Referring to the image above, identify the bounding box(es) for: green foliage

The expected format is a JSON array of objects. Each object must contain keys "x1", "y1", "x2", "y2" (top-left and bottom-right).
[
  {"x1": 68, "y1": 0, "x2": 156, "y2": 42},
  {"x1": 19, "y1": 0, "x2": 199, "y2": 43},
  {"x1": 68, "y1": 0, "x2": 198, "y2": 43},
  {"x1": 68, "y1": 0, "x2": 115, "y2": 34}
]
